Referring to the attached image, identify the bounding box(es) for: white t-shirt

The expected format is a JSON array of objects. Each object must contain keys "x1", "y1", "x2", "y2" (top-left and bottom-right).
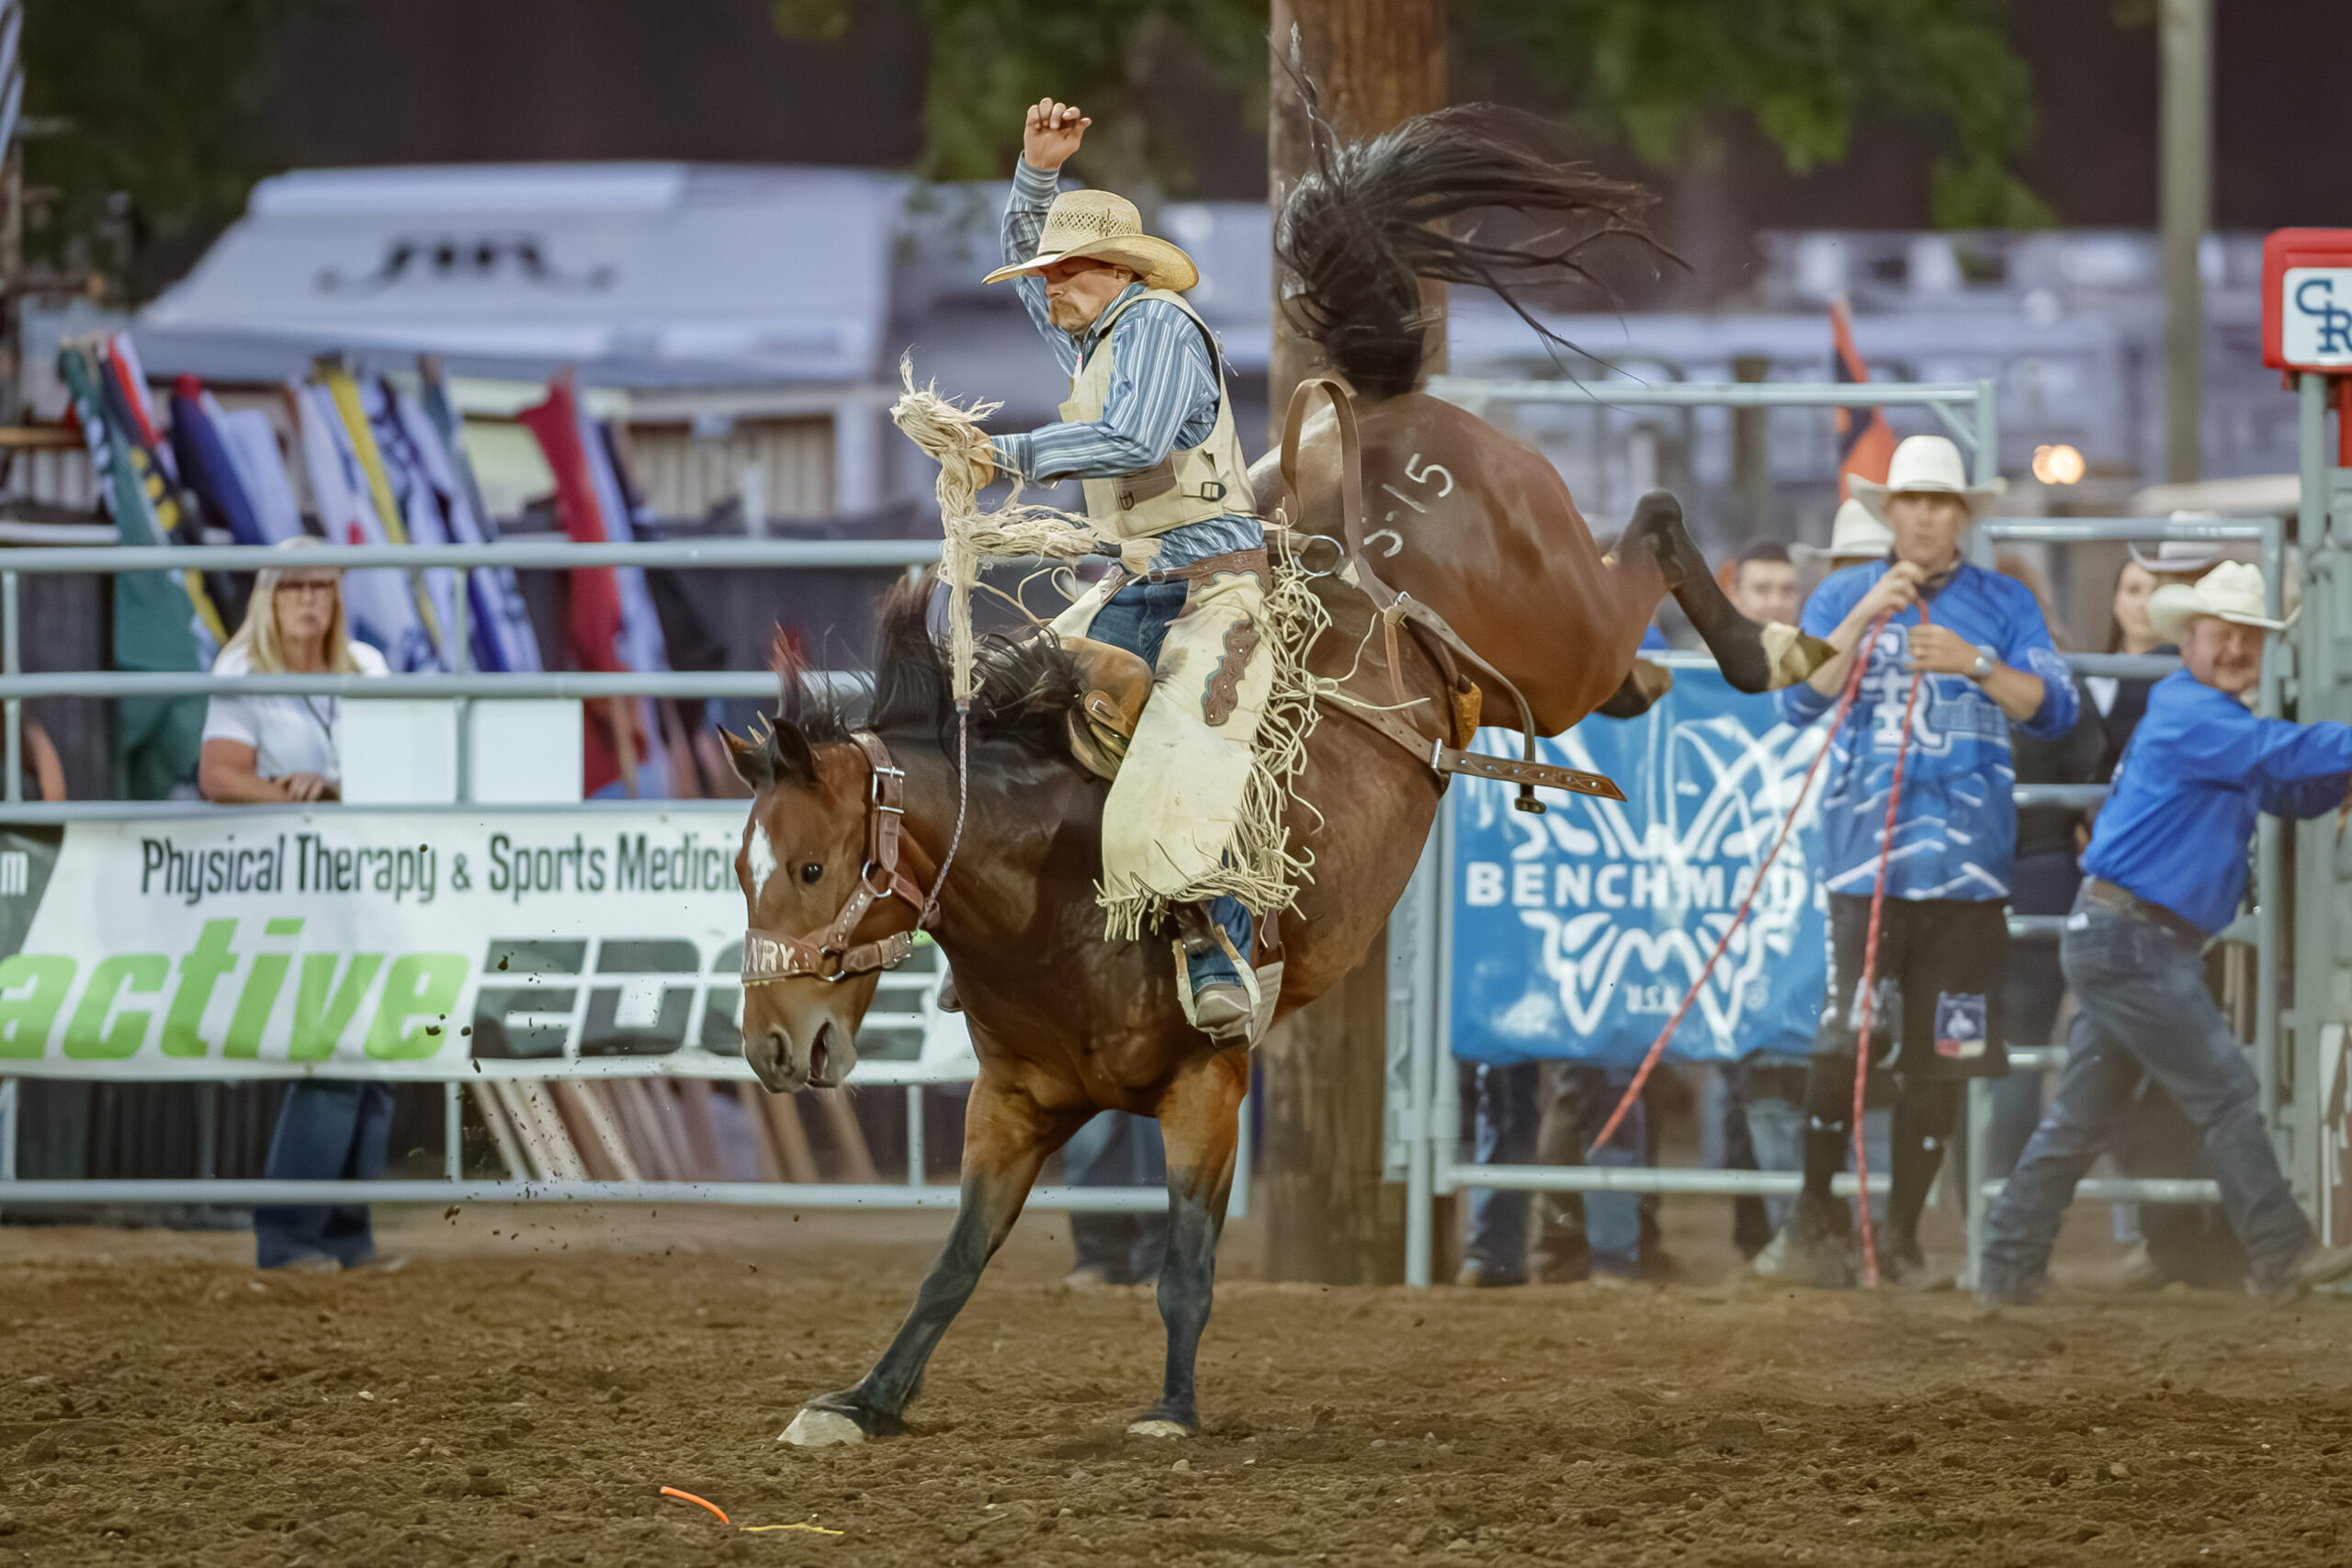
[{"x1": 201, "y1": 641, "x2": 390, "y2": 784}]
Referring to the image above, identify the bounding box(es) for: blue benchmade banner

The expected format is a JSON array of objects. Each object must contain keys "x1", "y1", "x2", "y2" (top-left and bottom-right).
[{"x1": 1449, "y1": 662, "x2": 1830, "y2": 1066}]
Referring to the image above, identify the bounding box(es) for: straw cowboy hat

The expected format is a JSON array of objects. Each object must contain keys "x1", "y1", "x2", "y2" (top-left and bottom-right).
[
  {"x1": 1847, "y1": 434, "x2": 2007, "y2": 522},
  {"x1": 1796, "y1": 497, "x2": 1895, "y2": 563},
  {"x1": 981, "y1": 189, "x2": 1200, "y2": 292},
  {"x1": 2148, "y1": 560, "x2": 2287, "y2": 642}
]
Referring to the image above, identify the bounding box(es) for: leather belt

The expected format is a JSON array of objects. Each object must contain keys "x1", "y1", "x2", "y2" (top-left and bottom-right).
[
  {"x1": 2081, "y1": 876, "x2": 2205, "y2": 944},
  {"x1": 1114, "y1": 547, "x2": 1270, "y2": 590}
]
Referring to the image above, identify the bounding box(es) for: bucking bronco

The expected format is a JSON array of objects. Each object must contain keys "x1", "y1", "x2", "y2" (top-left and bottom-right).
[{"x1": 730, "y1": 94, "x2": 1833, "y2": 1449}]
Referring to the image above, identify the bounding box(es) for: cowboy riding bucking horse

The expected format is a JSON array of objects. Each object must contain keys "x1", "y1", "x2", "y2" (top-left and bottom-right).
[{"x1": 970, "y1": 96, "x2": 1272, "y2": 1041}]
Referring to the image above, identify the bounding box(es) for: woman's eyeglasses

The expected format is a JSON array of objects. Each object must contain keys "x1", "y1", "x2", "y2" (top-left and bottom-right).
[{"x1": 277, "y1": 577, "x2": 341, "y2": 597}]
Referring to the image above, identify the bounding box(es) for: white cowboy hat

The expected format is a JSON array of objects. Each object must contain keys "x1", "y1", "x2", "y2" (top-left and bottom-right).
[
  {"x1": 2148, "y1": 560, "x2": 2287, "y2": 642},
  {"x1": 981, "y1": 189, "x2": 1199, "y2": 292},
  {"x1": 1847, "y1": 434, "x2": 2007, "y2": 523},
  {"x1": 2128, "y1": 517, "x2": 2247, "y2": 576},
  {"x1": 1795, "y1": 498, "x2": 1895, "y2": 563}
]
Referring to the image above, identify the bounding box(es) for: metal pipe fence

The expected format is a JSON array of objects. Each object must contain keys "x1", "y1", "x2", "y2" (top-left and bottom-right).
[
  {"x1": 1392, "y1": 379, "x2": 2291, "y2": 1288},
  {"x1": 0, "y1": 534, "x2": 1234, "y2": 1219}
]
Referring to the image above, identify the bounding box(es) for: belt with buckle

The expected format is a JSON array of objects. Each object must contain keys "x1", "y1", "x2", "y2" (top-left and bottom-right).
[
  {"x1": 1114, "y1": 547, "x2": 1271, "y2": 590},
  {"x1": 2081, "y1": 877, "x2": 2206, "y2": 944}
]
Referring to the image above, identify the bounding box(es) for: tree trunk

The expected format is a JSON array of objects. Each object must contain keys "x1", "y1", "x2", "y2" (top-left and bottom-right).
[
  {"x1": 1267, "y1": 0, "x2": 1450, "y2": 422},
  {"x1": 1258, "y1": 0, "x2": 1445, "y2": 1287}
]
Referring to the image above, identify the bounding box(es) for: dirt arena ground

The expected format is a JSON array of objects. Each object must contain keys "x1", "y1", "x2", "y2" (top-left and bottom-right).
[{"x1": 5, "y1": 1200, "x2": 2352, "y2": 1567}]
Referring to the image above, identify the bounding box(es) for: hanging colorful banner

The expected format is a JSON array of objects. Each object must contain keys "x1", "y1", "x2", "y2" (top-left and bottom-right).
[{"x1": 1449, "y1": 662, "x2": 1831, "y2": 1066}]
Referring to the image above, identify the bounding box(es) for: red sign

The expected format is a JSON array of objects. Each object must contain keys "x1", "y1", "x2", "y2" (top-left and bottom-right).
[{"x1": 2263, "y1": 229, "x2": 2352, "y2": 371}]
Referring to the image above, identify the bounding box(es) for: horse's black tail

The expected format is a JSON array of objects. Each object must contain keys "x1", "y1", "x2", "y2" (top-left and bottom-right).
[{"x1": 1275, "y1": 95, "x2": 1668, "y2": 401}]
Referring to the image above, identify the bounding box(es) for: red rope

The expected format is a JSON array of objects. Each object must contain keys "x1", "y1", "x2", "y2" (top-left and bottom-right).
[
  {"x1": 1586, "y1": 607, "x2": 1894, "y2": 1155},
  {"x1": 1587, "y1": 605, "x2": 1931, "y2": 1294},
  {"x1": 1847, "y1": 618, "x2": 1928, "y2": 1289}
]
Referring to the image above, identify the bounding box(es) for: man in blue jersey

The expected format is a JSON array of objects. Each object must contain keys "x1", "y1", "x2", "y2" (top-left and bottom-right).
[
  {"x1": 1979, "y1": 562, "x2": 2352, "y2": 1303},
  {"x1": 1760, "y1": 435, "x2": 2078, "y2": 1288}
]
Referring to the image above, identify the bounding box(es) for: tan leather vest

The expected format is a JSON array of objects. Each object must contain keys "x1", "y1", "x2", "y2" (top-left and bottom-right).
[{"x1": 1059, "y1": 288, "x2": 1256, "y2": 549}]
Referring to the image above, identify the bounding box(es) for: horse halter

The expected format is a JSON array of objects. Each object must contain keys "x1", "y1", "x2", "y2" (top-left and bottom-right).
[{"x1": 741, "y1": 730, "x2": 953, "y2": 986}]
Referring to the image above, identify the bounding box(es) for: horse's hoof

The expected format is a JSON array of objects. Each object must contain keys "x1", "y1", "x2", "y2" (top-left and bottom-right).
[
  {"x1": 780, "y1": 1407, "x2": 868, "y2": 1448},
  {"x1": 1126, "y1": 1418, "x2": 1194, "y2": 1439}
]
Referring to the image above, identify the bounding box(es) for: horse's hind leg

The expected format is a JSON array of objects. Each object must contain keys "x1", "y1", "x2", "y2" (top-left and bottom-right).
[
  {"x1": 1621, "y1": 490, "x2": 1836, "y2": 692},
  {"x1": 1130, "y1": 1049, "x2": 1249, "y2": 1438},
  {"x1": 780, "y1": 1077, "x2": 1075, "y2": 1447}
]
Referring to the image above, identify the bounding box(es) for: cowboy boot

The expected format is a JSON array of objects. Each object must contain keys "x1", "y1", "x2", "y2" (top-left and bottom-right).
[{"x1": 1173, "y1": 902, "x2": 1252, "y2": 1041}]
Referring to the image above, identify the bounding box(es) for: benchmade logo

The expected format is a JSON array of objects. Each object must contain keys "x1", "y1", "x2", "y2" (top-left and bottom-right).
[{"x1": 1448, "y1": 669, "x2": 1830, "y2": 1066}]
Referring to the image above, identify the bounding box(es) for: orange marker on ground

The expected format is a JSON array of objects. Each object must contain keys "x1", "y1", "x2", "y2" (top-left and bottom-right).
[{"x1": 661, "y1": 1486, "x2": 730, "y2": 1525}]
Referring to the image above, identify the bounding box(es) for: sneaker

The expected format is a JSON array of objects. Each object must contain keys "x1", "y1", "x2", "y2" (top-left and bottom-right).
[
  {"x1": 1752, "y1": 1193, "x2": 1854, "y2": 1289},
  {"x1": 2089, "y1": 1240, "x2": 2168, "y2": 1293},
  {"x1": 1975, "y1": 1278, "x2": 2044, "y2": 1310},
  {"x1": 1453, "y1": 1260, "x2": 1524, "y2": 1289},
  {"x1": 2254, "y1": 1242, "x2": 2352, "y2": 1302}
]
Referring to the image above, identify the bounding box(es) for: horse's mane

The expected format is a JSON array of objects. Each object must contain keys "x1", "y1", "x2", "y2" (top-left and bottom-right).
[
  {"x1": 776, "y1": 577, "x2": 1081, "y2": 758},
  {"x1": 1275, "y1": 89, "x2": 1668, "y2": 401}
]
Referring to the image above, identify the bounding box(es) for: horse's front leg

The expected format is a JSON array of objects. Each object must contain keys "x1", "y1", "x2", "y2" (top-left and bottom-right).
[
  {"x1": 781, "y1": 1074, "x2": 1076, "y2": 1447},
  {"x1": 1129, "y1": 1047, "x2": 1248, "y2": 1438}
]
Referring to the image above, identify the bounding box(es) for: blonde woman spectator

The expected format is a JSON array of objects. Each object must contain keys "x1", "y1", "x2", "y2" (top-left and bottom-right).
[{"x1": 198, "y1": 540, "x2": 386, "y2": 804}]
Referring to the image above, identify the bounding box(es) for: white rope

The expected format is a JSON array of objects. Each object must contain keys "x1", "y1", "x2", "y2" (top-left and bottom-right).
[
  {"x1": 891, "y1": 358, "x2": 1330, "y2": 933},
  {"x1": 887, "y1": 358, "x2": 1098, "y2": 704}
]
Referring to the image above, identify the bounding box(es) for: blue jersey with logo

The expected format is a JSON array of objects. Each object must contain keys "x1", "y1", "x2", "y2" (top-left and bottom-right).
[{"x1": 1778, "y1": 558, "x2": 2076, "y2": 902}]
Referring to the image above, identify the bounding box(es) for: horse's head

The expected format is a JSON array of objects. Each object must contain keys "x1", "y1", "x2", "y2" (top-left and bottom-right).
[{"x1": 725, "y1": 717, "x2": 916, "y2": 1094}]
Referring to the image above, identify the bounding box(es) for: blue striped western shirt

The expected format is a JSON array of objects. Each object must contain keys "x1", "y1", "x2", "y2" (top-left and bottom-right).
[{"x1": 987, "y1": 160, "x2": 1261, "y2": 570}]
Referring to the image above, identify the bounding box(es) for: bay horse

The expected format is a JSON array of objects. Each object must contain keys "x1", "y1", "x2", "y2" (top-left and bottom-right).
[{"x1": 730, "y1": 103, "x2": 1831, "y2": 1448}]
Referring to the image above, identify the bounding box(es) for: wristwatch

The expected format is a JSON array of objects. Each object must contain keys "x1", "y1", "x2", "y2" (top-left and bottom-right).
[{"x1": 1969, "y1": 645, "x2": 1996, "y2": 681}]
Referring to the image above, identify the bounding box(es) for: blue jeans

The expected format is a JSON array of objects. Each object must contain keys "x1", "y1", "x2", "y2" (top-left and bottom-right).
[
  {"x1": 1064, "y1": 1110, "x2": 1168, "y2": 1284},
  {"x1": 1981, "y1": 900, "x2": 2313, "y2": 1296},
  {"x1": 1464, "y1": 1062, "x2": 1645, "y2": 1280},
  {"x1": 1085, "y1": 580, "x2": 1250, "y2": 989},
  {"x1": 254, "y1": 1082, "x2": 396, "y2": 1269}
]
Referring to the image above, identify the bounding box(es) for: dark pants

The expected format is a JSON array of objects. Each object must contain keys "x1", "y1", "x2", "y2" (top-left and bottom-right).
[
  {"x1": 1981, "y1": 898, "x2": 2312, "y2": 1297},
  {"x1": 254, "y1": 1081, "x2": 396, "y2": 1269},
  {"x1": 1065, "y1": 1110, "x2": 1168, "y2": 1284},
  {"x1": 1086, "y1": 579, "x2": 1250, "y2": 987},
  {"x1": 1464, "y1": 1062, "x2": 1647, "y2": 1281},
  {"x1": 1989, "y1": 851, "x2": 2081, "y2": 1176},
  {"x1": 1803, "y1": 895, "x2": 2005, "y2": 1242},
  {"x1": 2112, "y1": 1078, "x2": 2247, "y2": 1287}
]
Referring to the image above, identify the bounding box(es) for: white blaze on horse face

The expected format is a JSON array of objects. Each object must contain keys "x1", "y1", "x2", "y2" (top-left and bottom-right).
[{"x1": 746, "y1": 818, "x2": 779, "y2": 902}]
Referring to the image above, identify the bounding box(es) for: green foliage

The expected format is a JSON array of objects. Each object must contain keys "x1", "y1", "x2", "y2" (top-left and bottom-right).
[
  {"x1": 1458, "y1": 0, "x2": 2050, "y2": 229},
  {"x1": 788, "y1": 0, "x2": 2051, "y2": 230},
  {"x1": 23, "y1": 0, "x2": 315, "y2": 302},
  {"x1": 775, "y1": 0, "x2": 1264, "y2": 200}
]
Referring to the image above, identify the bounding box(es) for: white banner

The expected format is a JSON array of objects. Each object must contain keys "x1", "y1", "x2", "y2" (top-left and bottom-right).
[{"x1": 0, "y1": 807, "x2": 941, "y2": 1079}]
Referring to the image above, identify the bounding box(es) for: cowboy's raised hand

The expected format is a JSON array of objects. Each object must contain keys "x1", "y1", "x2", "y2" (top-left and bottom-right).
[{"x1": 1023, "y1": 98, "x2": 1091, "y2": 170}]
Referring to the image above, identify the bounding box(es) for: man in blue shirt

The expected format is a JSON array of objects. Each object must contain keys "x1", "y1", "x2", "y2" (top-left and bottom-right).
[
  {"x1": 1761, "y1": 436, "x2": 2078, "y2": 1289},
  {"x1": 1980, "y1": 562, "x2": 2352, "y2": 1303}
]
